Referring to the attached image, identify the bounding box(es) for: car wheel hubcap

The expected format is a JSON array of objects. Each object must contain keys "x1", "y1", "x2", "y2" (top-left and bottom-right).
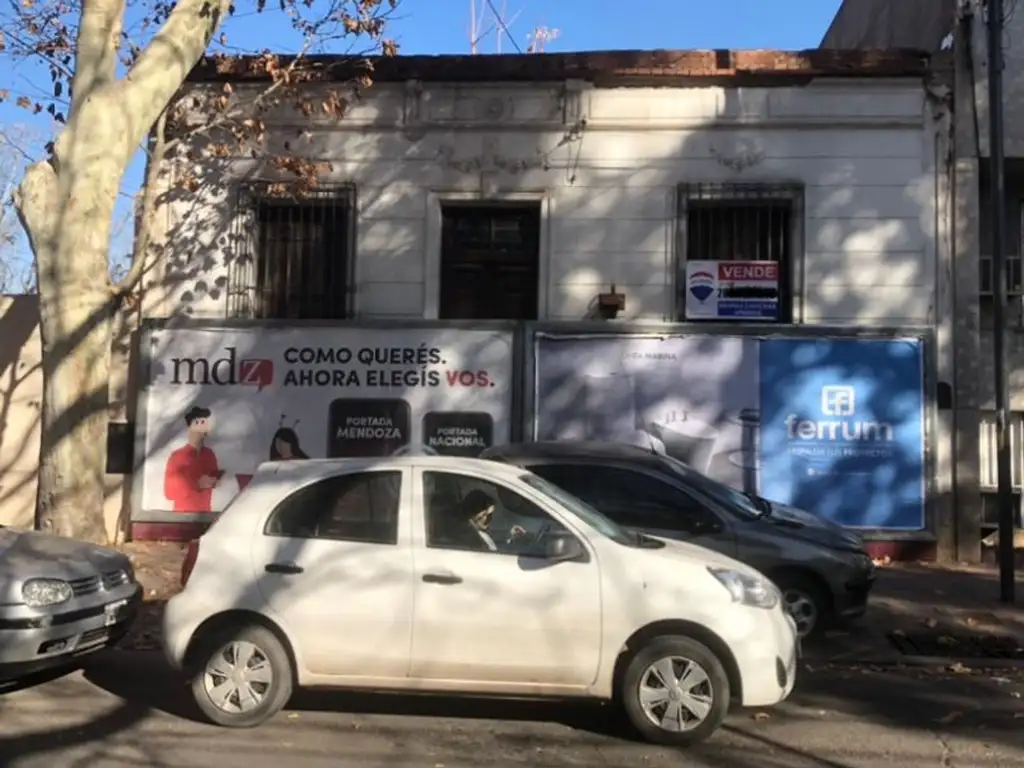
[
  {"x1": 638, "y1": 656, "x2": 714, "y2": 732},
  {"x1": 203, "y1": 640, "x2": 273, "y2": 714},
  {"x1": 784, "y1": 590, "x2": 818, "y2": 637}
]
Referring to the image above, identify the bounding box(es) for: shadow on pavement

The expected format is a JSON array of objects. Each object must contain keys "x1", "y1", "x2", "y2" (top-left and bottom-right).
[
  {"x1": 0, "y1": 665, "x2": 83, "y2": 695},
  {"x1": 788, "y1": 663, "x2": 1024, "y2": 735},
  {"x1": 82, "y1": 650, "x2": 635, "y2": 740},
  {"x1": 0, "y1": 701, "x2": 150, "y2": 757}
]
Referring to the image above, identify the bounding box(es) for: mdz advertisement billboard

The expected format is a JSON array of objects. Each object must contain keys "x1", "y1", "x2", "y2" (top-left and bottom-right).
[{"x1": 134, "y1": 326, "x2": 514, "y2": 523}]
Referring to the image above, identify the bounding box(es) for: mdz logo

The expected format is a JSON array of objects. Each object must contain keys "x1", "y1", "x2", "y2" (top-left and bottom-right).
[
  {"x1": 169, "y1": 347, "x2": 274, "y2": 391},
  {"x1": 784, "y1": 385, "x2": 894, "y2": 442}
]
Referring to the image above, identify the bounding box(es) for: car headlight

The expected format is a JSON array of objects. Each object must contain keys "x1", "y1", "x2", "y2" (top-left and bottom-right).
[
  {"x1": 22, "y1": 578, "x2": 73, "y2": 607},
  {"x1": 852, "y1": 553, "x2": 874, "y2": 571},
  {"x1": 708, "y1": 567, "x2": 779, "y2": 609}
]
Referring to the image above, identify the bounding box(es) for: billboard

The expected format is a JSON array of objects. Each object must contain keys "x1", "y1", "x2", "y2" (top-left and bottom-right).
[
  {"x1": 134, "y1": 327, "x2": 514, "y2": 522},
  {"x1": 533, "y1": 333, "x2": 926, "y2": 530},
  {"x1": 758, "y1": 338, "x2": 925, "y2": 530}
]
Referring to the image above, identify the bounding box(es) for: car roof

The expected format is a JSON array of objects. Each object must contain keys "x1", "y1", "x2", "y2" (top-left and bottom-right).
[
  {"x1": 253, "y1": 455, "x2": 532, "y2": 483},
  {"x1": 481, "y1": 440, "x2": 663, "y2": 464}
]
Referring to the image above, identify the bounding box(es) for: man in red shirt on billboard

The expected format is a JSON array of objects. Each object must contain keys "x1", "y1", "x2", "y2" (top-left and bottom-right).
[{"x1": 164, "y1": 406, "x2": 222, "y2": 513}]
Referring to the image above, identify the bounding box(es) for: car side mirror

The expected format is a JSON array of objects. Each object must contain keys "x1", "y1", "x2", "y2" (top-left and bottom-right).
[{"x1": 542, "y1": 531, "x2": 587, "y2": 563}]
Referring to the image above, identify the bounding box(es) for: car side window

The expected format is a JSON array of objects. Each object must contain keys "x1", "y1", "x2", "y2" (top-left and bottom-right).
[
  {"x1": 527, "y1": 464, "x2": 597, "y2": 504},
  {"x1": 591, "y1": 467, "x2": 722, "y2": 536},
  {"x1": 423, "y1": 471, "x2": 571, "y2": 556},
  {"x1": 265, "y1": 471, "x2": 402, "y2": 545}
]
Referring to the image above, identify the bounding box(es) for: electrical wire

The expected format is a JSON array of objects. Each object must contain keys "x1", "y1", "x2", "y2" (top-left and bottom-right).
[{"x1": 484, "y1": 0, "x2": 523, "y2": 53}]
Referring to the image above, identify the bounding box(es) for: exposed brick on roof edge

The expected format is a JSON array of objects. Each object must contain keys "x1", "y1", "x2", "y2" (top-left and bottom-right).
[{"x1": 186, "y1": 48, "x2": 932, "y2": 85}]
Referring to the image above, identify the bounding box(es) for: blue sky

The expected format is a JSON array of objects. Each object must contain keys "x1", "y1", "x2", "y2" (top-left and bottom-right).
[{"x1": 0, "y1": 0, "x2": 844, "y2": 284}]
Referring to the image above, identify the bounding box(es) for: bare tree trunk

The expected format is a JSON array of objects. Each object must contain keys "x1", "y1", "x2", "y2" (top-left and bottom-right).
[
  {"x1": 13, "y1": 0, "x2": 279, "y2": 541},
  {"x1": 17, "y1": 102, "x2": 128, "y2": 544},
  {"x1": 35, "y1": 284, "x2": 114, "y2": 543}
]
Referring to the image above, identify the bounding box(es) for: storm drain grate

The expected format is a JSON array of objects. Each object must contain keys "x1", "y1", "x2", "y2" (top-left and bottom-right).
[{"x1": 886, "y1": 631, "x2": 1024, "y2": 660}]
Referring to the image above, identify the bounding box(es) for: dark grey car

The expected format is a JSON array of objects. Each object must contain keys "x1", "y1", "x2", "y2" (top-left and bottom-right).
[{"x1": 480, "y1": 441, "x2": 876, "y2": 638}]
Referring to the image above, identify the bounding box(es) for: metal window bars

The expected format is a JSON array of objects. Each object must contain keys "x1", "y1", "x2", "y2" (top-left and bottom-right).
[
  {"x1": 228, "y1": 182, "x2": 356, "y2": 319},
  {"x1": 676, "y1": 182, "x2": 803, "y2": 322}
]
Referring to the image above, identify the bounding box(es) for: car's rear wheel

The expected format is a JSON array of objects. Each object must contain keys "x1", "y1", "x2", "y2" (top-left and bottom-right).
[
  {"x1": 620, "y1": 636, "x2": 730, "y2": 747},
  {"x1": 189, "y1": 624, "x2": 294, "y2": 728}
]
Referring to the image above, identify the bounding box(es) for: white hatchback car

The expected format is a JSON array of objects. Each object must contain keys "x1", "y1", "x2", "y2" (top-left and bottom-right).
[{"x1": 163, "y1": 456, "x2": 798, "y2": 746}]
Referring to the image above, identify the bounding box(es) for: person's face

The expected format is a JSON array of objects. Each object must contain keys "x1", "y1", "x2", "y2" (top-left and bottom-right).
[
  {"x1": 471, "y1": 504, "x2": 495, "y2": 530},
  {"x1": 188, "y1": 416, "x2": 211, "y2": 438},
  {"x1": 275, "y1": 437, "x2": 292, "y2": 458}
]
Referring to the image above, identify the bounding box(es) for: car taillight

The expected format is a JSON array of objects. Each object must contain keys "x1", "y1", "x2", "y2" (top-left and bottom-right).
[{"x1": 181, "y1": 539, "x2": 200, "y2": 587}]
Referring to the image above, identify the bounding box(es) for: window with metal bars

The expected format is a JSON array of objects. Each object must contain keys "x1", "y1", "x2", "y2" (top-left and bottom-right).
[
  {"x1": 677, "y1": 182, "x2": 801, "y2": 323},
  {"x1": 228, "y1": 183, "x2": 355, "y2": 319}
]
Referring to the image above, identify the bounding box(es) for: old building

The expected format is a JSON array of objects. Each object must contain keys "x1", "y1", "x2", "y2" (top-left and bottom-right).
[
  {"x1": 152, "y1": 51, "x2": 943, "y2": 327},
  {"x1": 0, "y1": 49, "x2": 960, "y2": 557},
  {"x1": 824, "y1": 0, "x2": 1017, "y2": 559}
]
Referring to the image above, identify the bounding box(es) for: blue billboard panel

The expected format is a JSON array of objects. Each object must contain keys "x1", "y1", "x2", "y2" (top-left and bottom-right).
[{"x1": 757, "y1": 338, "x2": 926, "y2": 530}]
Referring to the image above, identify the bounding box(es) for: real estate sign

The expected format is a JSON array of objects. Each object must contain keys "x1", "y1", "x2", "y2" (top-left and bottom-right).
[
  {"x1": 685, "y1": 259, "x2": 780, "y2": 320},
  {"x1": 133, "y1": 326, "x2": 514, "y2": 522}
]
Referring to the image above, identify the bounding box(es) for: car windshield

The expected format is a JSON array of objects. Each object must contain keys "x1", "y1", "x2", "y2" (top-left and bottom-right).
[
  {"x1": 519, "y1": 473, "x2": 636, "y2": 546},
  {"x1": 657, "y1": 455, "x2": 763, "y2": 518}
]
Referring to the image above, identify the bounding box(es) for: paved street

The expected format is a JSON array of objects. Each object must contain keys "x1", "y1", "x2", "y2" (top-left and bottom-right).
[{"x1": 0, "y1": 653, "x2": 1022, "y2": 768}]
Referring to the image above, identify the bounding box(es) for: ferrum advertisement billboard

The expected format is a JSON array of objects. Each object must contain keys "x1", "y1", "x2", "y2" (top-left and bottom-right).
[{"x1": 533, "y1": 333, "x2": 926, "y2": 530}]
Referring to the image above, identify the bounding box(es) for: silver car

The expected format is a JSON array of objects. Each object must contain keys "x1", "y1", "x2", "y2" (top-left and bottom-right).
[{"x1": 0, "y1": 525, "x2": 142, "y2": 681}]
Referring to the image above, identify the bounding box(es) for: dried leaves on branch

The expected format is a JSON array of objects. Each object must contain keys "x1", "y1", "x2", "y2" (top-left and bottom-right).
[{"x1": 1, "y1": 0, "x2": 398, "y2": 542}]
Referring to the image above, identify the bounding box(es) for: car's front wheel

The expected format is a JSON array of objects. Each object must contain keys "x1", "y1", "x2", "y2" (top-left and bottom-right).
[
  {"x1": 620, "y1": 636, "x2": 730, "y2": 747},
  {"x1": 189, "y1": 624, "x2": 294, "y2": 728},
  {"x1": 774, "y1": 573, "x2": 829, "y2": 639}
]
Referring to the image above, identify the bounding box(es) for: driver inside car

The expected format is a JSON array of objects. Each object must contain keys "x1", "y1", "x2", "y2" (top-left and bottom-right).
[{"x1": 434, "y1": 489, "x2": 527, "y2": 553}]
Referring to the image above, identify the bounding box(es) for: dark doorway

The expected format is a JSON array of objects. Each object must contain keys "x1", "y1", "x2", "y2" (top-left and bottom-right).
[{"x1": 439, "y1": 203, "x2": 541, "y2": 320}]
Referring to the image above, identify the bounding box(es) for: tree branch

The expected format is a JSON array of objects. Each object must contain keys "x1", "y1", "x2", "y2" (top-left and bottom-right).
[
  {"x1": 121, "y1": 0, "x2": 232, "y2": 150},
  {"x1": 69, "y1": 0, "x2": 126, "y2": 121},
  {"x1": 113, "y1": 109, "x2": 165, "y2": 296},
  {"x1": 13, "y1": 159, "x2": 59, "y2": 261},
  {"x1": 161, "y1": 38, "x2": 317, "y2": 157}
]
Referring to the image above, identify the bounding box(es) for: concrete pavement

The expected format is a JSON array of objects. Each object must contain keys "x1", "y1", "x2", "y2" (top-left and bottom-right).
[{"x1": 0, "y1": 652, "x2": 1022, "y2": 767}]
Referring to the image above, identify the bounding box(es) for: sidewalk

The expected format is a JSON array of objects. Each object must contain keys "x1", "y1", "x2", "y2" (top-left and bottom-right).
[
  {"x1": 805, "y1": 562, "x2": 1024, "y2": 666},
  {"x1": 119, "y1": 541, "x2": 1024, "y2": 666}
]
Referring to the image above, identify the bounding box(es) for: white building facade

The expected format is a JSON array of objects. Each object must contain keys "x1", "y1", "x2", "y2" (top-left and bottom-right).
[
  {"x1": 131, "y1": 50, "x2": 958, "y2": 555},
  {"x1": 153, "y1": 51, "x2": 946, "y2": 329}
]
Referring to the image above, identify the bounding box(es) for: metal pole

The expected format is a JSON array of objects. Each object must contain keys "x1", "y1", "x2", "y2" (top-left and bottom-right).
[{"x1": 988, "y1": 0, "x2": 1015, "y2": 604}]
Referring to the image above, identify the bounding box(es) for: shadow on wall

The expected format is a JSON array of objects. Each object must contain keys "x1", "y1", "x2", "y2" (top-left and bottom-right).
[
  {"x1": 0, "y1": 295, "x2": 138, "y2": 534},
  {"x1": 0, "y1": 295, "x2": 43, "y2": 528}
]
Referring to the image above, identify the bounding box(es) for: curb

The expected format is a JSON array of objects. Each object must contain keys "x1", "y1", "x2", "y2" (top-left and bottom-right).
[{"x1": 804, "y1": 653, "x2": 1024, "y2": 669}]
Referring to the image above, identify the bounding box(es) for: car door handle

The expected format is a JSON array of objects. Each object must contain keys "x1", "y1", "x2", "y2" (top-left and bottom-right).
[
  {"x1": 265, "y1": 562, "x2": 304, "y2": 575},
  {"x1": 422, "y1": 572, "x2": 462, "y2": 585}
]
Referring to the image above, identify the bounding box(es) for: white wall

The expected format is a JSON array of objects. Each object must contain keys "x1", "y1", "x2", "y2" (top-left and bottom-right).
[{"x1": 157, "y1": 78, "x2": 939, "y2": 328}]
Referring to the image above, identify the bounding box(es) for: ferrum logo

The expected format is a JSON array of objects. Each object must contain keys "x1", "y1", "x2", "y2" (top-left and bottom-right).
[
  {"x1": 785, "y1": 385, "x2": 894, "y2": 442},
  {"x1": 169, "y1": 347, "x2": 274, "y2": 391}
]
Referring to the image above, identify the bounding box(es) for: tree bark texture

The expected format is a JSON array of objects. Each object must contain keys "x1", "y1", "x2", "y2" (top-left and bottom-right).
[
  {"x1": 19, "y1": 154, "x2": 117, "y2": 543},
  {"x1": 15, "y1": 0, "x2": 232, "y2": 542}
]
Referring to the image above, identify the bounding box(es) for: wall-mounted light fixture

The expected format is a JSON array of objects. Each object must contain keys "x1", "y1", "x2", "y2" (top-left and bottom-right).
[{"x1": 596, "y1": 283, "x2": 625, "y2": 320}]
